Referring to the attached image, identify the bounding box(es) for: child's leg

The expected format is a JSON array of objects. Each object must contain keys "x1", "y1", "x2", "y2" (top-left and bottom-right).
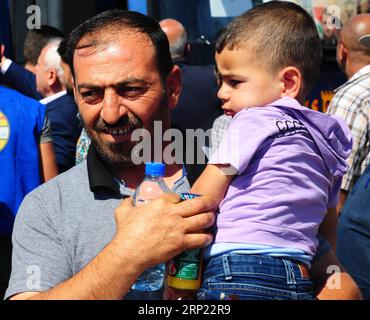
[{"x1": 197, "y1": 254, "x2": 314, "y2": 300}]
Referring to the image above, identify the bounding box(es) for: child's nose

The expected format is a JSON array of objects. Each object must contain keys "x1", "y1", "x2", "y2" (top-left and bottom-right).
[{"x1": 217, "y1": 84, "x2": 230, "y2": 103}]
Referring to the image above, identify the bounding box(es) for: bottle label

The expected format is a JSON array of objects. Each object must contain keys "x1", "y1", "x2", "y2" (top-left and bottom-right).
[
  {"x1": 168, "y1": 193, "x2": 203, "y2": 281},
  {"x1": 180, "y1": 193, "x2": 202, "y2": 201},
  {"x1": 168, "y1": 248, "x2": 202, "y2": 280}
]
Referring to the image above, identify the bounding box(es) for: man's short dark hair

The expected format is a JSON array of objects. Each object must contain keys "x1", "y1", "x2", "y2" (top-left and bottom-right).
[
  {"x1": 24, "y1": 25, "x2": 64, "y2": 65},
  {"x1": 67, "y1": 10, "x2": 173, "y2": 83},
  {"x1": 57, "y1": 38, "x2": 69, "y2": 65},
  {"x1": 216, "y1": 1, "x2": 322, "y2": 96}
]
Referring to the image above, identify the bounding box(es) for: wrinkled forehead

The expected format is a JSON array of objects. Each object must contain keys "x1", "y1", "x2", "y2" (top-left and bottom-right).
[
  {"x1": 75, "y1": 30, "x2": 152, "y2": 57},
  {"x1": 73, "y1": 32, "x2": 156, "y2": 77}
]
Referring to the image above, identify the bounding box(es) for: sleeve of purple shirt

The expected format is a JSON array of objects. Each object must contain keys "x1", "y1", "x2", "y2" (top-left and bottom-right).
[{"x1": 209, "y1": 108, "x2": 273, "y2": 174}]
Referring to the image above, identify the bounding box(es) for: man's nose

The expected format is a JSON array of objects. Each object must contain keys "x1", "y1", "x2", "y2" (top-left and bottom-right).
[{"x1": 101, "y1": 89, "x2": 127, "y2": 125}]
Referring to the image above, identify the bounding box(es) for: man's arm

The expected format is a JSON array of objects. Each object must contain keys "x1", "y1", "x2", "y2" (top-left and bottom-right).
[
  {"x1": 38, "y1": 115, "x2": 58, "y2": 181},
  {"x1": 39, "y1": 142, "x2": 59, "y2": 182},
  {"x1": 318, "y1": 208, "x2": 337, "y2": 251},
  {"x1": 10, "y1": 194, "x2": 216, "y2": 300},
  {"x1": 310, "y1": 247, "x2": 363, "y2": 300},
  {"x1": 337, "y1": 189, "x2": 348, "y2": 215},
  {"x1": 0, "y1": 45, "x2": 42, "y2": 100}
]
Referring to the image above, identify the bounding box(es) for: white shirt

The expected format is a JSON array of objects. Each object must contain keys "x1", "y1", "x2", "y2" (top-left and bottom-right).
[
  {"x1": 0, "y1": 58, "x2": 12, "y2": 74},
  {"x1": 39, "y1": 90, "x2": 67, "y2": 105}
]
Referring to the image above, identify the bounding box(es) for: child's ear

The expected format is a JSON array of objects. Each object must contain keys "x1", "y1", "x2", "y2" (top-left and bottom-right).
[
  {"x1": 279, "y1": 67, "x2": 302, "y2": 99},
  {"x1": 166, "y1": 65, "x2": 182, "y2": 110}
]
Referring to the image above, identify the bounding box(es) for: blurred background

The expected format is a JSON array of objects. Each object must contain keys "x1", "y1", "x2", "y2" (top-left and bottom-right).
[{"x1": 1, "y1": 0, "x2": 370, "y2": 111}]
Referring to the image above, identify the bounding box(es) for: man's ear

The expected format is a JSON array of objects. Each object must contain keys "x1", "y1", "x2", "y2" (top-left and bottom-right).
[
  {"x1": 337, "y1": 41, "x2": 348, "y2": 63},
  {"x1": 184, "y1": 43, "x2": 191, "y2": 59},
  {"x1": 47, "y1": 69, "x2": 58, "y2": 87},
  {"x1": 279, "y1": 66, "x2": 302, "y2": 99},
  {"x1": 166, "y1": 65, "x2": 182, "y2": 110}
]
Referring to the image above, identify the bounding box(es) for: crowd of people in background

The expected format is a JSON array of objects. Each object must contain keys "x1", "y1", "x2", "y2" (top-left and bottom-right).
[{"x1": 0, "y1": 1, "x2": 369, "y2": 300}]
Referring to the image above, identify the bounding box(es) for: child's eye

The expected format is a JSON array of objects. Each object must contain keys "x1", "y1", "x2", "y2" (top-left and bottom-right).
[{"x1": 229, "y1": 80, "x2": 242, "y2": 87}]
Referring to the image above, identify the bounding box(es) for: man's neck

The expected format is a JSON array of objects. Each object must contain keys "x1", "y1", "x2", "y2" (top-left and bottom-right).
[
  {"x1": 39, "y1": 90, "x2": 67, "y2": 105},
  {"x1": 114, "y1": 163, "x2": 183, "y2": 191},
  {"x1": 24, "y1": 63, "x2": 36, "y2": 74},
  {"x1": 43, "y1": 81, "x2": 66, "y2": 98},
  {"x1": 346, "y1": 61, "x2": 370, "y2": 79},
  {"x1": 110, "y1": 116, "x2": 184, "y2": 189}
]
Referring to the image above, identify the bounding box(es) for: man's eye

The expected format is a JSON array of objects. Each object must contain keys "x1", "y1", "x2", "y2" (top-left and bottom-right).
[
  {"x1": 81, "y1": 91, "x2": 103, "y2": 104},
  {"x1": 118, "y1": 87, "x2": 145, "y2": 98}
]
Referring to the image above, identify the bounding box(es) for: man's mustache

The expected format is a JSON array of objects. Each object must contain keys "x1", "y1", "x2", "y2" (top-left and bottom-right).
[{"x1": 93, "y1": 116, "x2": 143, "y2": 131}]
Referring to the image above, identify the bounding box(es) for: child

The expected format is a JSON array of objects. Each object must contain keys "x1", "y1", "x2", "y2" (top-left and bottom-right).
[{"x1": 168, "y1": 1, "x2": 352, "y2": 300}]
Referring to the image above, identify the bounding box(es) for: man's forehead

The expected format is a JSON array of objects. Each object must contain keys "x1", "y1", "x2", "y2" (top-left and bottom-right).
[
  {"x1": 72, "y1": 33, "x2": 159, "y2": 85},
  {"x1": 76, "y1": 31, "x2": 151, "y2": 53},
  {"x1": 75, "y1": 41, "x2": 120, "y2": 58},
  {"x1": 74, "y1": 34, "x2": 155, "y2": 69}
]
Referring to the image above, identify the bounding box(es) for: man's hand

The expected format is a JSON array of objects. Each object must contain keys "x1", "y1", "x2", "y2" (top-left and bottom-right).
[
  {"x1": 113, "y1": 193, "x2": 216, "y2": 272},
  {"x1": 11, "y1": 194, "x2": 216, "y2": 300}
]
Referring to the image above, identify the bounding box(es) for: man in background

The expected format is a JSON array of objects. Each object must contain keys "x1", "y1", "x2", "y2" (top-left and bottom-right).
[
  {"x1": 327, "y1": 13, "x2": 370, "y2": 213},
  {"x1": 0, "y1": 25, "x2": 64, "y2": 99},
  {"x1": 160, "y1": 18, "x2": 222, "y2": 184},
  {"x1": 0, "y1": 44, "x2": 58, "y2": 299},
  {"x1": 160, "y1": 18, "x2": 222, "y2": 133},
  {"x1": 327, "y1": 13, "x2": 370, "y2": 300},
  {"x1": 35, "y1": 40, "x2": 81, "y2": 173}
]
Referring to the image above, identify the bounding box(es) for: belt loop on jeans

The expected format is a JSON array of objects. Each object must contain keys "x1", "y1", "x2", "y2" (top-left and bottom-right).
[
  {"x1": 282, "y1": 259, "x2": 297, "y2": 285},
  {"x1": 222, "y1": 254, "x2": 232, "y2": 281}
]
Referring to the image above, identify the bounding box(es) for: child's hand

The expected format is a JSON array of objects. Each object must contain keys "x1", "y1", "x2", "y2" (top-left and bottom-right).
[{"x1": 163, "y1": 286, "x2": 197, "y2": 300}]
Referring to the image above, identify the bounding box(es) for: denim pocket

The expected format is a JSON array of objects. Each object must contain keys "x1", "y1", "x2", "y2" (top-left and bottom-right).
[
  {"x1": 199, "y1": 254, "x2": 314, "y2": 300},
  {"x1": 202, "y1": 276, "x2": 312, "y2": 300}
]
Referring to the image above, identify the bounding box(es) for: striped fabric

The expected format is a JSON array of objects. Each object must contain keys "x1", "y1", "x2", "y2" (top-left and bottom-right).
[{"x1": 327, "y1": 65, "x2": 370, "y2": 191}]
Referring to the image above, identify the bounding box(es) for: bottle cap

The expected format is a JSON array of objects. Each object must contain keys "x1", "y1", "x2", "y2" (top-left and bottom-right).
[{"x1": 145, "y1": 162, "x2": 166, "y2": 177}]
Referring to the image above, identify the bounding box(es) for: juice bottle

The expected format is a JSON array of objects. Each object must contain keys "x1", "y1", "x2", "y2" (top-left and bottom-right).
[{"x1": 166, "y1": 193, "x2": 203, "y2": 290}]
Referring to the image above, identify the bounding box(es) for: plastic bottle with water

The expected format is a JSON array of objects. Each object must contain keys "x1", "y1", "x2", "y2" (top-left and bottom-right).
[{"x1": 131, "y1": 162, "x2": 170, "y2": 293}]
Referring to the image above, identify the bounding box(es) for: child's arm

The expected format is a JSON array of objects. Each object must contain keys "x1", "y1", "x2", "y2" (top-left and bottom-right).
[
  {"x1": 191, "y1": 164, "x2": 236, "y2": 204},
  {"x1": 164, "y1": 164, "x2": 235, "y2": 300},
  {"x1": 318, "y1": 208, "x2": 337, "y2": 251}
]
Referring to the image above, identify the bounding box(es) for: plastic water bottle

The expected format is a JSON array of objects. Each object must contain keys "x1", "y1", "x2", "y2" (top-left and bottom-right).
[{"x1": 131, "y1": 162, "x2": 170, "y2": 292}]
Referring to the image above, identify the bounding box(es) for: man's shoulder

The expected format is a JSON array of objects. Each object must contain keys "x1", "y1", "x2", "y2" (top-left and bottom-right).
[
  {"x1": 335, "y1": 74, "x2": 370, "y2": 97},
  {"x1": 46, "y1": 93, "x2": 80, "y2": 129},
  {"x1": 47, "y1": 93, "x2": 78, "y2": 112},
  {"x1": 0, "y1": 86, "x2": 41, "y2": 105},
  {"x1": 29, "y1": 162, "x2": 89, "y2": 199},
  {"x1": 7, "y1": 60, "x2": 34, "y2": 78},
  {"x1": 0, "y1": 86, "x2": 44, "y2": 119}
]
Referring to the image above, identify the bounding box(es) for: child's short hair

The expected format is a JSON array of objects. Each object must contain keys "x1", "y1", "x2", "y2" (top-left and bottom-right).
[{"x1": 216, "y1": 1, "x2": 322, "y2": 97}]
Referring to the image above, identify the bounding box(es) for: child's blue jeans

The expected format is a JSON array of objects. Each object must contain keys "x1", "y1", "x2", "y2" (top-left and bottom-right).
[{"x1": 197, "y1": 253, "x2": 314, "y2": 300}]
